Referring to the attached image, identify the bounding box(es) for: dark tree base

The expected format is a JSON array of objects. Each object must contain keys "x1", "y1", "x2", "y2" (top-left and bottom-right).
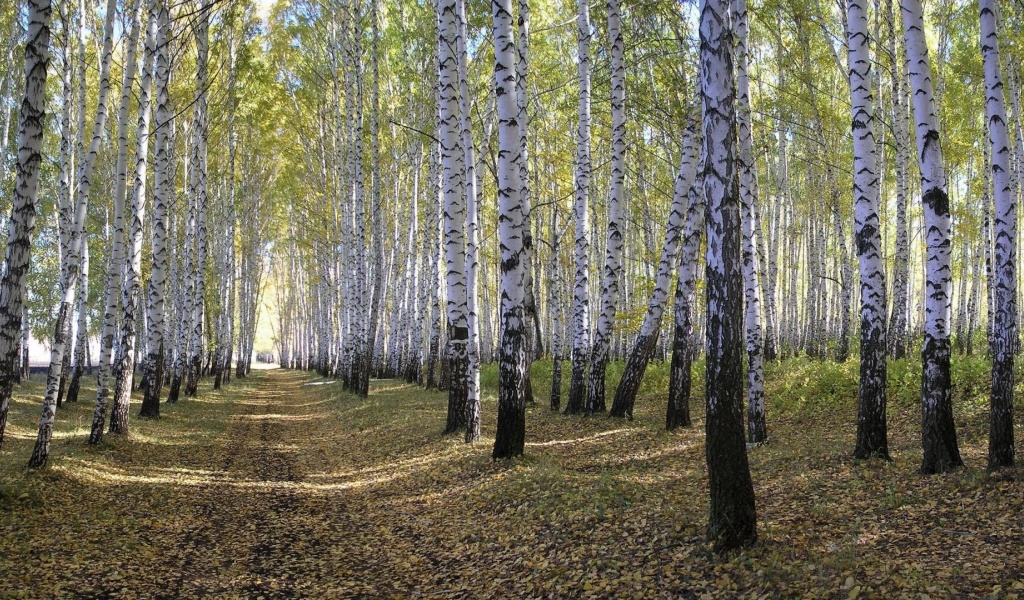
[
  {"x1": 587, "y1": 357, "x2": 608, "y2": 415},
  {"x1": 920, "y1": 336, "x2": 962, "y2": 474},
  {"x1": 549, "y1": 357, "x2": 562, "y2": 412},
  {"x1": 988, "y1": 348, "x2": 1014, "y2": 470},
  {"x1": 443, "y1": 346, "x2": 469, "y2": 435},
  {"x1": 564, "y1": 356, "x2": 588, "y2": 415},
  {"x1": 167, "y1": 374, "x2": 183, "y2": 404},
  {"x1": 610, "y1": 332, "x2": 658, "y2": 419}
]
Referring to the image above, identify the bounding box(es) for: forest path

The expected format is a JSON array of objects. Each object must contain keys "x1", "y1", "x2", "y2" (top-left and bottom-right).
[
  {"x1": 160, "y1": 369, "x2": 392, "y2": 598},
  {"x1": 3, "y1": 364, "x2": 1024, "y2": 597}
]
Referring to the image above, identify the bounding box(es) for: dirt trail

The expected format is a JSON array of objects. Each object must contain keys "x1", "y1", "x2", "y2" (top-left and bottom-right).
[{"x1": 154, "y1": 370, "x2": 393, "y2": 598}]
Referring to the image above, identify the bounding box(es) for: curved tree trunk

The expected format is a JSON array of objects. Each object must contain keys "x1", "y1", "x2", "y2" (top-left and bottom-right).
[
  {"x1": 611, "y1": 116, "x2": 698, "y2": 419},
  {"x1": 0, "y1": 0, "x2": 52, "y2": 449},
  {"x1": 667, "y1": 155, "x2": 705, "y2": 431}
]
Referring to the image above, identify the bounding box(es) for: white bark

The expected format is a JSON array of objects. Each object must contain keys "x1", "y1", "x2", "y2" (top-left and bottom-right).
[
  {"x1": 849, "y1": 0, "x2": 889, "y2": 459},
  {"x1": 0, "y1": 0, "x2": 52, "y2": 448},
  {"x1": 980, "y1": 0, "x2": 1015, "y2": 469},
  {"x1": 90, "y1": 0, "x2": 143, "y2": 444},
  {"x1": 111, "y1": 0, "x2": 157, "y2": 434},
  {"x1": 901, "y1": 0, "x2": 962, "y2": 473},
  {"x1": 588, "y1": 0, "x2": 625, "y2": 414},
  {"x1": 566, "y1": 0, "x2": 591, "y2": 415},
  {"x1": 734, "y1": 0, "x2": 765, "y2": 443},
  {"x1": 492, "y1": 0, "x2": 527, "y2": 459}
]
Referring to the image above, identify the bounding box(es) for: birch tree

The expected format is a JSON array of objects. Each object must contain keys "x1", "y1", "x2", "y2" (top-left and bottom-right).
[
  {"x1": 901, "y1": 0, "x2": 962, "y2": 474},
  {"x1": 849, "y1": 0, "x2": 889, "y2": 460},
  {"x1": 733, "y1": 0, "x2": 765, "y2": 444},
  {"x1": 90, "y1": 0, "x2": 143, "y2": 444},
  {"x1": 700, "y1": 0, "x2": 756, "y2": 550},
  {"x1": 0, "y1": 0, "x2": 52, "y2": 448},
  {"x1": 110, "y1": 0, "x2": 157, "y2": 435},
  {"x1": 492, "y1": 0, "x2": 528, "y2": 459},
  {"x1": 667, "y1": 155, "x2": 705, "y2": 430},
  {"x1": 610, "y1": 116, "x2": 698, "y2": 419},
  {"x1": 140, "y1": 0, "x2": 172, "y2": 416},
  {"x1": 588, "y1": 0, "x2": 625, "y2": 415},
  {"x1": 438, "y1": 0, "x2": 469, "y2": 435},
  {"x1": 565, "y1": 0, "x2": 591, "y2": 416},
  {"x1": 980, "y1": 0, "x2": 1014, "y2": 470},
  {"x1": 185, "y1": 0, "x2": 210, "y2": 397}
]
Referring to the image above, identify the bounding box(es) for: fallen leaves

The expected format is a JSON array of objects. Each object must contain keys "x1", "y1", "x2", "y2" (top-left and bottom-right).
[{"x1": 0, "y1": 358, "x2": 1022, "y2": 597}]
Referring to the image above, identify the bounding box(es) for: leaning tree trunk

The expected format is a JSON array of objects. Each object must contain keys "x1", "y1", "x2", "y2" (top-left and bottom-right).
[
  {"x1": 0, "y1": 0, "x2": 52, "y2": 449},
  {"x1": 110, "y1": 1, "x2": 157, "y2": 436},
  {"x1": 90, "y1": 0, "x2": 142, "y2": 445},
  {"x1": 667, "y1": 156, "x2": 705, "y2": 431},
  {"x1": 700, "y1": 0, "x2": 757, "y2": 551},
  {"x1": 610, "y1": 115, "x2": 698, "y2": 419},
  {"x1": 980, "y1": 0, "x2": 1015, "y2": 470},
  {"x1": 587, "y1": 0, "x2": 625, "y2": 415},
  {"x1": 492, "y1": 0, "x2": 528, "y2": 459},
  {"x1": 848, "y1": 0, "x2": 890, "y2": 460},
  {"x1": 901, "y1": 0, "x2": 962, "y2": 474},
  {"x1": 564, "y1": 0, "x2": 592, "y2": 416}
]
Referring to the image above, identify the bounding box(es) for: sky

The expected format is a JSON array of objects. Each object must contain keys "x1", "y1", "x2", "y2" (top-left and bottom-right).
[{"x1": 255, "y1": 0, "x2": 275, "y2": 23}]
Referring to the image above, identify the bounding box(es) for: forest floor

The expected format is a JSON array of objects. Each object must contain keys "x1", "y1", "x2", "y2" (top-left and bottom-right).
[{"x1": 1, "y1": 357, "x2": 1024, "y2": 598}]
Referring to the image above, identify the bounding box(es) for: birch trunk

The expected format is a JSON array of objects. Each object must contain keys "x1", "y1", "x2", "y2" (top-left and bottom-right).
[
  {"x1": 185, "y1": 1, "x2": 210, "y2": 397},
  {"x1": 734, "y1": 0, "x2": 766, "y2": 443},
  {"x1": 667, "y1": 156, "x2": 705, "y2": 430},
  {"x1": 565, "y1": 0, "x2": 591, "y2": 415},
  {"x1": 110, "y1": 0, "x2": 156, "y2": 434},
  {"x1": 901, "y1": 0, "x2": 962, "y2": 474},
  {"x1": 456, "y1": 0, "x2": 480, "y2": 442},
  {"x1": 610, "y1": 117, "x2": 698, "y2": 419},
  {"x1": 886, "y1": 0, "x2": 911, "y2": 359},
  {"x1": 492, "y1": 0, "x2": 528, "y2": 459},
  {"x1": 700, "y1": 0, "x2": 757, "y2": 550},
  {"x1": 0, "y1": 0, "x2": 52, "y2": 448},
  {"x1": 438, "y1": 0, "x2": 469, "y2": 434},
  {"x1": 980, "y1": 0, "x2": 1015, "y2": 470},
  {"x1": 849, "y1": 0, "x2": 890, "y2": 460},
  {"x1": 90, "y1": 0, "x2": 142, "y2": 444},
  {"x1": 587, "y1": 0, "x2": 625, "y2": 415},
  {"x1": 140, "y1": 0, "x2": 171, "y2": 416}
]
